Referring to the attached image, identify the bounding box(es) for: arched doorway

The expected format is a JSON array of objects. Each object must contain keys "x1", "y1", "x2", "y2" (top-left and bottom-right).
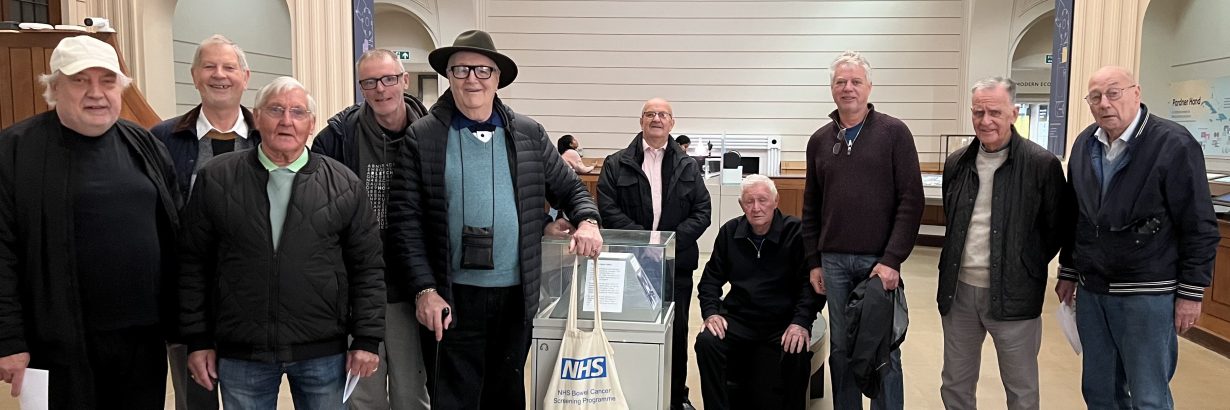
[
  {"x1": 1141, "y1": 0, "x2": 1230, "y2": 170},
  {"x1": 170, "y1": 0, "x2": 293, "y2": 115},
  {"x1": 374, "y1": 4, "x2": 438, "y2": 106},
  {"x1": 1009, "y1": 11, "x2": 1056, "y2": 147}
]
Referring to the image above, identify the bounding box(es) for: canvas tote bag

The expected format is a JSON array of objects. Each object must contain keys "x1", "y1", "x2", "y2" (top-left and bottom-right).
[{"x1": 543, "y1": 256, "x2": 630, "y2": 410}]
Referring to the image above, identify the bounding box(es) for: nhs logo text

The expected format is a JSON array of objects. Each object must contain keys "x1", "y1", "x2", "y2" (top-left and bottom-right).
[{"x1": 560, "y1": 356, "x2": 608, "y2": 380}]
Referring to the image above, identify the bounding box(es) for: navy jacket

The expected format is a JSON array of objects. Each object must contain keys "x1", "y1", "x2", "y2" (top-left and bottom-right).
[
  {"x1": 1059, "y1": 104, "x2": 1219, "y2": 301},
  {"x1": 149, "y1": 105, "x2": 261, "y2": 199}
]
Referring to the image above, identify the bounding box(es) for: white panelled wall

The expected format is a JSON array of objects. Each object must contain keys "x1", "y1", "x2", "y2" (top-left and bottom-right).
[{"x1": 485, "y1": 0, "x2": 964, "y2": 165}]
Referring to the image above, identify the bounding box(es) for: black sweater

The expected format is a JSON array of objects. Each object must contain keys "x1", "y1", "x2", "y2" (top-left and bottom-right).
[{"x1": 697, "y1": 210, "x2": 823, "y2": 332}]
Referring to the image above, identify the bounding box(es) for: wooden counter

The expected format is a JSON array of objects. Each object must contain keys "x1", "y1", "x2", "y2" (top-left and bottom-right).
[
  {"x1": 1193, "y1": 220, "x2": 1230, "y2": 354},
  {"x1": 576, "y1": 173, "x2": 809, "y2": 217}
]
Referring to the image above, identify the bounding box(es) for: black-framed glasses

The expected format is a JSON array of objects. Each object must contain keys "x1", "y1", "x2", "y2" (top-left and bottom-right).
[
  {"x1": 358, "y1": 74, "x2": 403, "y2": 90},
  {"x1": 1085, "y1": 85, "x2": 1137, "y2": 105},
  {"x1": 261, "y1": 106, "x2": 312, "y2": 121},
  {"x1": 642, "y1": 111, "x2": 672, "y2": 120},
  {"x1": 448, "y1": 65, "x2": 495, "y2": 80}
]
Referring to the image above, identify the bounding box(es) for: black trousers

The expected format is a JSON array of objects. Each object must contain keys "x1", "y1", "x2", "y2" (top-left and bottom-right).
[
  {"x1": 420, "y1": 284, "x2": 529, "y2": 410},
  {"x1": 72, "y1": 325, "x2": 168, "y2": 410},
  {"x1": 694, "y1": 316, "x2": 810, "y2": 410},
  {"x1": 671, "y1": 270, "x2": 694, "y2": 406}
]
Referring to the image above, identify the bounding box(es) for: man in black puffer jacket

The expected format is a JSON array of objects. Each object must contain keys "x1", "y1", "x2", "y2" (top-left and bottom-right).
[
  {"x1": 180, "y1": 77, "x2": 385, "y2": 408},
  {"x1": 385, "y1": 30, "x2": 602, "y2": 409}
]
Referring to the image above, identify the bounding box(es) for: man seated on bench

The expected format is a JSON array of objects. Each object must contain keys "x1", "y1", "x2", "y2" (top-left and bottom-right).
[{"x1": 695, "y1": 174, "x2": 825, "y2": 410}]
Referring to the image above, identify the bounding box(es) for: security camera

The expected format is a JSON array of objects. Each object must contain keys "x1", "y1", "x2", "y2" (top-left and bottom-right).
[{"x1": 83, "y1": 17, "x2": 115, "y2": 33}]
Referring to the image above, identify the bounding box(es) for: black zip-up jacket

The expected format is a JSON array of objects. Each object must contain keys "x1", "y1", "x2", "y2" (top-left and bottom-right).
[
  {"x1": 1059, "y1": 104, "x2": 1219, "y2": 301},
  {"x1": 697, "y1": 210, "x2": 822, "y2": 332},
  {"x1": 0, "y1": 112, "x2": 181, "y2": 409},
  {"x1": 938, "y1": 131, "x2": 1069, "y2": 320},
  {"x1": 312, "y1": 93, "x2": 428, "y2": 304},
  {"x1": 597, "y1": 133, "x2": 712, "y2": 272},
  {"x1": 149, "y1": 104, "x2": 262, "y2": 199},
  {"x1": 179, "y1": 149, "x2": 386, "y2": 362},
  {"x1": 385, "y1": 91, "x2": 600, "y2": 323}
]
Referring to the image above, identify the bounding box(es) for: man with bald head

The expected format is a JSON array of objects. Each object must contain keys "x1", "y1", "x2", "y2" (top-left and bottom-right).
[
  {"x1": 1056, "y1": 66, "x2": 1218, "y2": 408},
  {"x1": 598, "y1": 97, "x2": 711, "y2": 410}
]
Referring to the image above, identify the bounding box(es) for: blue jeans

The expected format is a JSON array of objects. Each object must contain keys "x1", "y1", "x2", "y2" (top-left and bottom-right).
[
  {"x1": 219, "y1": 353, "x2": 346, "y2": 410},
  {"x1": 821, "y1": 253, "x2": 904, "y2": 410},
  {"x1": 1076, "y1": 287, "x2": 1177, "y2": 409}
]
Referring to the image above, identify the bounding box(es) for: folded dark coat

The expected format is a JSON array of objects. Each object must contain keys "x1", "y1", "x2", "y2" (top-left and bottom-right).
[{"x1": 844, "y1": 275, "x2": 908, "y2": 399}]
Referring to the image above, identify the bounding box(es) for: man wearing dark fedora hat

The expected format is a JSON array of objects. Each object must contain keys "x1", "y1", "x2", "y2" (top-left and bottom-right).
[{"x1": 386, "y1": 29, "x2": 604, "y2": 409}]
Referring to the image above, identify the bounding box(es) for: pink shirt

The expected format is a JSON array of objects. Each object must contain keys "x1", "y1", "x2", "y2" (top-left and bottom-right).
[{"x1": 642, "y1": 139, "x2": 666, "y2": 230}]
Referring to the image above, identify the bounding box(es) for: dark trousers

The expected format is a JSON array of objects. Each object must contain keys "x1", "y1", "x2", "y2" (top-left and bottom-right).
[
  {"x1": 169, "y1": 343, "x2": 221, "y2": 410},
  {"x1": 671, "y1": 270, "x2": 694, "y2": 407},
  {"x1": 420, "y1": 284, "x2": 530, "y2": 410},
  {"x1": 80, "y1": 325, "x2": 167, "y2": 409},
  {"x1": 694, "y1": 317, "x2": 810, "y2": 410}
]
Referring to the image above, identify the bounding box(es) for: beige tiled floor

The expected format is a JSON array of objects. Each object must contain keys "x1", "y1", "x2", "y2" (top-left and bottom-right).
[{"x1": 3, "y1": 246, "x2": 1229, "y2": 409}]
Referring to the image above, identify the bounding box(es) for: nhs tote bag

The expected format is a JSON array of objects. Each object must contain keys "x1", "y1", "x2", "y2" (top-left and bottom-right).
[{"x1": 543, "y1": 256, "x2": 630, "y2": 410}]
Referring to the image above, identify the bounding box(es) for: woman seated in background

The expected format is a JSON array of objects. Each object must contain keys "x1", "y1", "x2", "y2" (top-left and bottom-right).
[{"x1": 557, "y1": 134, "x2": 594, "y2": 174}]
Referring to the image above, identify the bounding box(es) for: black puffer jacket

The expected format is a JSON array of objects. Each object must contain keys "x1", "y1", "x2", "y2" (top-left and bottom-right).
[
  {"x1": 386, "y1": 91, "x2": 600, "y2": 322},
  {"x1": 938, "y1": 131, "x2": 1069, "y2": 320},
  {"x1": 597, "y1": 133, "x2": 711, "y2": 272},
  {"x1": 179, "y1": 149, "x2": 385, "y2": 362}
]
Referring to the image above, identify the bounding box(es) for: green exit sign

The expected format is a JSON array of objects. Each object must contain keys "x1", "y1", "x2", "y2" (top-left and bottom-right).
[
  {"x1": 1045, "y1": 54, "x2": 1053, "y2": 64},
  {"x1": 395, "y1": 51, "x2": 411, "y2": 61}
]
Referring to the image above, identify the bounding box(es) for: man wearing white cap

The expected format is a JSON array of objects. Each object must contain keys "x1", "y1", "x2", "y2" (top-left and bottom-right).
[{"x1": 0, "y1": 35, "x2": 180, "y2": 409}]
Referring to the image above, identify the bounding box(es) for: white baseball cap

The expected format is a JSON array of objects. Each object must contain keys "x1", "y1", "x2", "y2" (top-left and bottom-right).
[{"x1": 49, "y1": 35, "x2": 122, "y2": 76}]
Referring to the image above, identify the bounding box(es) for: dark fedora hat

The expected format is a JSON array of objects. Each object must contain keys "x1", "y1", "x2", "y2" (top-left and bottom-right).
[{"x1": 429, "y1": 30, "x2": 518, "y2": 89}]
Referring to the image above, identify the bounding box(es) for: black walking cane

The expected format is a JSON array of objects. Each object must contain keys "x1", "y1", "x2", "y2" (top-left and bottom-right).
[{"x1": 431, "y1": 306, "x2": 451, "y2": 406}]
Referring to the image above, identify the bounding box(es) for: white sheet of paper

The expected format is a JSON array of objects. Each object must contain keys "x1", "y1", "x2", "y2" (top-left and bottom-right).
[
  {"x1": 1056, "y1": 303, "x2": 1082, "y2": 355},
  {"x1": 583, "y1": 256, "x2": 627, "y2": 313},
  {"x1": 342, "y1": 372, "x2": 360, "y2": 404},
  {"x1": 18, "y1": 368, "x2": 49, "y2": 410}
]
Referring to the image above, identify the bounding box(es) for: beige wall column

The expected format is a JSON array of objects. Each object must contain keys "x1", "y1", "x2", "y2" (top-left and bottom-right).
[
  {"x1": 1064, "y1": 0, "x2": 1151, "y2": 156},
  {"x1": 288, "y1": 0, "x2": 354, "y2": 134}
]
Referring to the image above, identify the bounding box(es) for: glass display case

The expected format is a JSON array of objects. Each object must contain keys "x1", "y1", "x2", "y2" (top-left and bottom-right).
[
  {"x1": 533, "y1": 229, "x2": 677, "y2": 410},
  {"x1": 538, "y1": 229, "x2": 675, "y2": 322}
]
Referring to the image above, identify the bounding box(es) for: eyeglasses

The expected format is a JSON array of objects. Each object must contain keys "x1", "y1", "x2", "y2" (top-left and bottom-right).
[
  {"x1": 642, "y1": 111, "x2": 672, "y2": 120},
  {"x1": 358, "y1": 74, "x2": 403, "y2": 90},
  {"x1": 261, "y1": 106, "x2": 312, "y2": 121},
  {"x1": 1085, "y1": 85, "x2": 1137, "y2": 105},
  {"x1": 448, "y1": 65, "x2": 496, "y2": 80}
]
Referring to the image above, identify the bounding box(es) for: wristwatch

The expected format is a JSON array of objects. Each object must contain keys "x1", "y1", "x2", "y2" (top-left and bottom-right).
[{"x1": 580, "y1": 217, "x2": 599, "y2": 227}]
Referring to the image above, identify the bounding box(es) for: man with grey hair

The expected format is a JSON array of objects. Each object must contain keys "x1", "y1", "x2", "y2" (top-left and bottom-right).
[
  {"x1": 937, "y1": 77, "x2": 1068, "y2": 410},
  {"x1": 802, "y1": 50, "x2": 922, "y2": 409},
  {"x1": 313, "y1": 48, "x2": 430, "y2": 410},
  {"x1": 179, "y1": 76, "x2": 386, "y2": 408},
  {"x1": 150, "y1": 33, "x2": 259, "y2": 410},
  {"x1": 151, "y1": 34, "x2": 260, "y2": 200},
  {"x1": 0, "y1": 35, "x2": 181, "y2": 409},
  {"x1": 695, "y1": 175, "x2": 821, "y2": 410},
  {"x1": 1058, "y1": 66, "x2": 1217, "y2": 408}
]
